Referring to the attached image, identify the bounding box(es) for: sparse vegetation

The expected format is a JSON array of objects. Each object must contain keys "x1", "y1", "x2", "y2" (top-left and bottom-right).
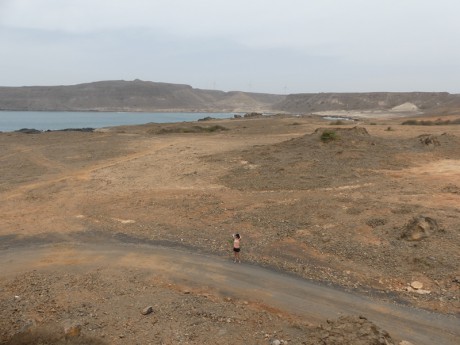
[
  {"x1": 244, "y1": 112, "x2": 263, "y2": 118},
  {"x1": 366, "y1": 218, "x2": 387, "y2": 228},
  {"x1": 329, "y1": 120, "x2": 346, "y2": 125},
  {"x1": 151, "y1": 125, "x2": 228, "y2": 134},
  {"x1": 320, "y1": 130, "x2": 339, "y2": 142},
  {"x1": 402, "y1": 118, "x2": 460, "y2": 126}
]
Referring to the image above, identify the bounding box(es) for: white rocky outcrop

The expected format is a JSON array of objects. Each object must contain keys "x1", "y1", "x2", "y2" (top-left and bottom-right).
[{"x1": 391, "y1": 102, "x2": 419, "y2": 112}]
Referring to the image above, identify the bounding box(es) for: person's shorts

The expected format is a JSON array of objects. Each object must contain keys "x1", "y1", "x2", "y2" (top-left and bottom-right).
[{"x1": 233, "y1": 248, "x2": 240, "y2": 252}]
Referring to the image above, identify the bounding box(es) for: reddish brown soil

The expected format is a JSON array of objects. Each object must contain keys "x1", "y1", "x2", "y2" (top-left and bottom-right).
[{"x1": 0, "y1": 115, "x2": 459, "y2": 344}]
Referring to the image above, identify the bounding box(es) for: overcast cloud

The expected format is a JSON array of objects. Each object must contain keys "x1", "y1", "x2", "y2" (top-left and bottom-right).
[{"x1": 0, "y1": 0, "x2": 459, "y2": 93}]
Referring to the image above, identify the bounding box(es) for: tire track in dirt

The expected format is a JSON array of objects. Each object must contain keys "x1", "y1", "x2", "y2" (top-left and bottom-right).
[{"x1": 2, "y1": 141, "x2": 173, "y2": 200}]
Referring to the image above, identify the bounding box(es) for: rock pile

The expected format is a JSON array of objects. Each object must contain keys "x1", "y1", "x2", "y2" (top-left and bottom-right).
[
  {"x1": 419, "y1": 134, "x2": 440, "y2": 146},
  {"x1": 304, "y1": 315, "x2": 395, "y2": 345},
  {"x1": 400, "y1": 216, "x2": 439, "y2": 241}
]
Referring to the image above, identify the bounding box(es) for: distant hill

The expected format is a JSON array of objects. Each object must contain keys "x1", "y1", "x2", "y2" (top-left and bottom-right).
[
  {"x1": 271, "y1": 92, "x2": 460, "y2": 114},
  {"x1": 0, "y1": 80, "x2": 459, "y2": 115},
  {"x1": 0, "y1": 80, "x2": 284, "y2": 113}
]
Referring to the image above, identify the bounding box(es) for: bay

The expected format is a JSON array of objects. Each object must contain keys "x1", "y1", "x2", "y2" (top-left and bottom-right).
[{"x1": 0, "y1": 111, "x2": 238, "y2": 132}]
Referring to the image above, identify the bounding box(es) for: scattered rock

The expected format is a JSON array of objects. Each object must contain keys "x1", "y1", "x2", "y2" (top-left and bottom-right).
[
  {"x1": 304, "y1": 315, "x2": 395, "y2": 345},
  {"x1": 15, "y1": 128, "x2": 42, "y2": 134},
  {"x1": 141, "y1": 306, "x2": 154, "y2": 315},
  {"x1": 63, "y1": 322, "x2": 81, "y2": 338},
  {"x1": 57, "y1": 128, "x2": 95, "y2": 132},
  {"x1": 405, "y1": 285, "x2": 431, "y2": 295},
  {"x1": 415, "y1": 289, "x2": 431, "y2": 295},
  {"x1": 198, "y1": 116, "x2": 215, "y2": 121},
  {"x1": 272, "y1": 339, "x2": 281, "y2": 345},
  {"x1": 419, "y1": 134, "x2": 440, "y2": 146},
  {"x1": 410, "y1": 281, "x2": 423, "y2": 290},
  {"x1": 400, "y1": 216, "x2": 439, "y2": 241}
]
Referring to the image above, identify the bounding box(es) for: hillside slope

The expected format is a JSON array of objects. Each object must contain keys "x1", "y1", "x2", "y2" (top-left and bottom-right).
[
  {"x1": 1, "y1": 80, "x2": 459, "y2": 114},
  {"x1": 0, "y1": 80, "x2": 284, "y2": 113},
  {"x1": 271, "y1": 92, "x2": 460, "y2": 114}
]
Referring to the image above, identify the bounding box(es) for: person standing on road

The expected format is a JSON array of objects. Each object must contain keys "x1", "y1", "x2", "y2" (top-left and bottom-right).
[{"x1": 233, "y1": 233, "x2": 241, "y2": 263}]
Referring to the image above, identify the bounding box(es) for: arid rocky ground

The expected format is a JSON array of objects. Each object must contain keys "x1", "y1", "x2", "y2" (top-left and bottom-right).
[{"x1": 0, "y1": 113, "x2": 459, "y2": 344}]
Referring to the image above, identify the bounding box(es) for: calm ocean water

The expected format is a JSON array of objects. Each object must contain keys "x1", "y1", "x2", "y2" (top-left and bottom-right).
[{"x1": 0, "y1": 111, "x2": 238, "y2": 132}]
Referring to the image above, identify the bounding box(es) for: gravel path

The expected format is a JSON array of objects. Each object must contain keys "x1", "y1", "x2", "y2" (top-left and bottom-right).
[{"x1": 1, "y1": 242, "x2": 458, "y2": 345}]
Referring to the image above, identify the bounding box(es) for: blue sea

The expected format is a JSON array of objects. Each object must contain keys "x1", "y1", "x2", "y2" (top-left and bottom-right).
[{"x1": 0, "y1": 111, "x2": 238, "y2": 132}]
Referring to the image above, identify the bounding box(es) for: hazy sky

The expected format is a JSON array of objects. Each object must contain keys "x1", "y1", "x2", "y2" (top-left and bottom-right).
[{"x1": 1, "y1": 0, "x2": 459, "y2": 94}]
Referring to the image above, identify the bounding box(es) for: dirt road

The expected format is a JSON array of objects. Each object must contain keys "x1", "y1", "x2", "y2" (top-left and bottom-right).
[{"x1": 1, "y1": 239, "x2": 458, "y2": 345}]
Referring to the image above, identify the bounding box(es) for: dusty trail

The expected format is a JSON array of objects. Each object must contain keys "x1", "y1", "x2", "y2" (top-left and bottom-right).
[
  {"x1": 1, "y1": 241, "x2": 458, "y2": 345},
  {"x1": 2, "y1": 140, "x2": 174, "y2": 201}
]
